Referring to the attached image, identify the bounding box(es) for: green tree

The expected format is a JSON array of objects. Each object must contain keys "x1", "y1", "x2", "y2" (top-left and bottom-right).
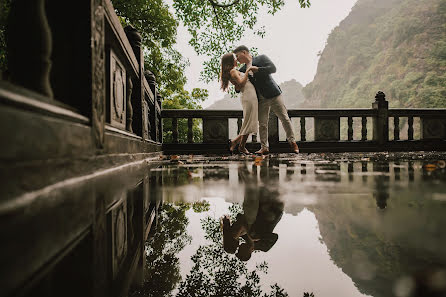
[
  {"x1": 112, "y1": 0, "x2": 190, "y2": 98},
  {"x1": 0, "y1": 0, "x2": 312, "y2": 139},
  {"x1": 130, "y1": 201, "x2": 210, "y2": 297},
  {"x1": 177, "y1": 204, "x2": 290, "y2": 297},
  {"x1": 162, "y1": 87, "x2": 208, "y2": 143},
  {"x1": 173, "y1": 0, "x2": 310, "y2": 83}
]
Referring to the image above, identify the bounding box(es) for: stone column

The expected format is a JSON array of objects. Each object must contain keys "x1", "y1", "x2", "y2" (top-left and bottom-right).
[
  {"x1": 372, "y1": 91, "x2": 389, "y2": 145},
  {"x1": 145, "y1": 70, "x2": 158, "y2": 141},
  {"x1": 157, "y1": 94, "x2": 163, "y2": 143},
  {"x1": 7, "y1": 0, "x2": 53, "y2": 98},
  {"x1": 90, "y1": 0, "x2": 106, "y2": 149},
  {"x1": 124, "y1": 26, "x2": 143, "y2": 137}
]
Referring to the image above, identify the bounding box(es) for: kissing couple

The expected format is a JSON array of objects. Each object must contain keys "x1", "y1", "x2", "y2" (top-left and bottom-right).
[{"x1": 220, "y1": 45, "x2": 299, "y2": 155}]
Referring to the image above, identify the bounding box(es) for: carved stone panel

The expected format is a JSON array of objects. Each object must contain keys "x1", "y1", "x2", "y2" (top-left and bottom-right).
[
  {"x1": 421, "y1": 118, "x2": 446, "y2": 139},
  {"x1": 111, "y1": 193, "x2": 127, "y2": 279},
  {"x1": 314, "y1": 117, "x2": 340, "y2": 141},
  {"x1": 109, "y1": 50, "x2": 126, "y2": 129},
  {"x1": 203, "y1": 118, "x2": 228, "y2": 143}
]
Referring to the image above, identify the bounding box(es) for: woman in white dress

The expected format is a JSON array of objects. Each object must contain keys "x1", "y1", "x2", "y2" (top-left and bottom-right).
[{"x1": 220, "y1": 53, "x2": 259, "y2": 155}]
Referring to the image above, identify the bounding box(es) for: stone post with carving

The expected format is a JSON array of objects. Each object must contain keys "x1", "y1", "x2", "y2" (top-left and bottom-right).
[
  {"x1": 145, "y1": 70, "x2": 158, "y2": 141},
  {"x1": 7, "y1": 0, "x2": 53, "y2": 98},
  {"x1": 124, "y1": 26, "x2": 143, "y2": 137},
  {"x1": 372, "y1": 91, "x2": 389, "y2": 145},
  {"x1": 156, "y1": 94, "x2": 163, "y2": 143}
]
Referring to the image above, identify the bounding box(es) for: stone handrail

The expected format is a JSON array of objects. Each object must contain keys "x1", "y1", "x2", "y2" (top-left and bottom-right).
[
  {"x1": 3, "y1": 0, "x2": 162, "y2": 148},
  {"x1": 161, "y1": 92, "x2": 446, "y2": 154}
]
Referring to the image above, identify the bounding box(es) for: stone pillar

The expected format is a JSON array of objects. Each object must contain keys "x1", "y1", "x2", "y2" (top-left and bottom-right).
[
  {"x1": 124, "y1": 26, "x2": 143, "y2": 137},
  {"x1": 90, "y1": 0, "x2": 106, "y2": 149},
  {"x1": 145, "y1": 70, "x2": 158, "y2": 141},
  {"x1": 157, "y1": 95, "x2": 163, "y2": 143},
  {"x1": 7, "y1": 0, "x2": 53, "y2": 98},
  {"x1": 126, "y1": 77, "x2": 134, "y2": 132},
  {"x1": 372, "y1": 91, "x2": 389, "y2": 145}
]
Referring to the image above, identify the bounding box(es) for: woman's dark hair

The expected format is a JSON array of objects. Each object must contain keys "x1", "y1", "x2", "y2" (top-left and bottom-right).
[
  {"x1": 233, "y1": 45, "x2": 250, "y2": 54},
  {"x1": 220, "y1": 53, "x2": 236, "y2": 92}
]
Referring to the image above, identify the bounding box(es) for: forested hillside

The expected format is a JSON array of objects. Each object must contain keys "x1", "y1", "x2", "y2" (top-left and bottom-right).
[{"x1": 303, "y1": 0, "x2": 446, "y2": 108}]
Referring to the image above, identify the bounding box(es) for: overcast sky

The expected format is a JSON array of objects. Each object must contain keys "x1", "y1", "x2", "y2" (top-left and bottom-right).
[{"x1": 171, "y1": 0, "x2": 358, "y2": 108}]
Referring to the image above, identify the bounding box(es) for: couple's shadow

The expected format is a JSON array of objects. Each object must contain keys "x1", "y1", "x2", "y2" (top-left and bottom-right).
[{"x1": 221, "y1": 163, "x2": 284, "y2": 261}]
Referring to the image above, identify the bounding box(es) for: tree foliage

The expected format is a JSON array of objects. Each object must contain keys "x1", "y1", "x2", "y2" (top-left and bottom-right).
[
  {"x1": 112, "y1": 0, "x2": 190, "y2": 98},
  {"x1": 130, "y1": 201, "x2": 210, "y2": 297},
  {"x1": 173, "y1": 0, "x2": 310, "y2": 83},
  {"x1": 176, "y1": 204, "x2": 290, "y2": 297},
  {"x1": 162, "y1": 87, "x2": 208, "y2": 143}
]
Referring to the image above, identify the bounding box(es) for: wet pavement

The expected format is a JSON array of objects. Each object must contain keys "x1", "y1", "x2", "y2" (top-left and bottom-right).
[{"x1": 132, "y1": 152, "x2": 446, "y2": 297}]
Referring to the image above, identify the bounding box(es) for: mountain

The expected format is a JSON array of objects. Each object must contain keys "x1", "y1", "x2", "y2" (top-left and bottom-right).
[
  {"x1": 207, "y1": 79, "x2": 306, "y2": 110},
  {"x1": 302, "y1": 0, "x2": 446, "y2": 108}
]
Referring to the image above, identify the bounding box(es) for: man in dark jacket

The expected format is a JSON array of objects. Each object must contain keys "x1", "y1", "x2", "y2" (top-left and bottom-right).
[{"x1": 234, "y1": 45, "x2": 299, "y2": 155}]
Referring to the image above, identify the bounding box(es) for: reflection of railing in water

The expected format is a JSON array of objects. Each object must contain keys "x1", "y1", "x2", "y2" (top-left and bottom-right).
[
  {"x1": 162, "y1": 92, "x2": 446, "y2": 154},
  {"x1": 136, "y1": 156, "x2": 446, "y2": 297},
  {"x1": 0, "y1": 162, "x2": 163, "y2": 297}
]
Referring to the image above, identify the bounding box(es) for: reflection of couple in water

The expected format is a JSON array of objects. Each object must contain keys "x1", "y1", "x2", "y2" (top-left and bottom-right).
[{"x1": 221, "y1": 162, "x2": 284, "y2": 261}]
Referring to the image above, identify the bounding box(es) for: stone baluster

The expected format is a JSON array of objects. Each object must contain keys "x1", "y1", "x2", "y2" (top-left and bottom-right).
[
  {"x1": 372, "y1": 91, "x2": 389, "y2": 145},
  {"x1": 237, "y1": 118, "x2": 242, "y2": 134},
  {"x1": 393, "y1": 116, "x2": 400, "y2": 141},
  {"x1": 300, "y1": 117, "x2": 306, "y2": 141},
  {"x1": 7, "y1": 0, "x2": 53, "y2": 98},
  {"x1": 126, "y1": 77, "x2": 134, "y2": 132},
  {"x1": 172, "y1": 118, "x2": 178, "y2": 143},
  {"x1": 157, "y1": 94, "x2": 163, "y2": 143},
  {"x1": 347, "y1": 116, "x2": 353, "y2": 141},
  {"x1": 408, "y1": 116, "x2": 414, "y2": 140},
  {"x1": 145, "y1": 70, "x2": 159, "y2": 141},
  {"x1": 361, "y1": 116, "x2": 367, "y2": 141},
  {"x1": 187, "y1": 118, "x2": 193, "y2": 143},
  {"x1": 124, "y1": 25, "x2": 143, "y2": 137}
]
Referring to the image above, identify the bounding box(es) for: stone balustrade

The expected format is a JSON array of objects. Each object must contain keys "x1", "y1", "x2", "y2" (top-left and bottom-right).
[
  {"x1": 0, "y1": 1, "x2": 163, "y2": 297},
  {"x1": 162, "y1": 92, "x2": 446, "y2": 154}
]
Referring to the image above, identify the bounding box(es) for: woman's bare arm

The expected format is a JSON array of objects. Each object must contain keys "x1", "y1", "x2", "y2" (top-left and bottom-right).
[{"x1": 230, "y1": 67, "x2": 252, "y2": 89}]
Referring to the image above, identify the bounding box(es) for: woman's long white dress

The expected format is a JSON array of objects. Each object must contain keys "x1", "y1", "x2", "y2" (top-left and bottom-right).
[{"x1": 238, "y1": 73, "x2": 259, "y2": 135}]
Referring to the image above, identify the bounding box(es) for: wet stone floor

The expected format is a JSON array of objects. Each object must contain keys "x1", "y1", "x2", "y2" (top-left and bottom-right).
[{"x1": 131, "y1": 152, "x2": 446, "y2": 297}]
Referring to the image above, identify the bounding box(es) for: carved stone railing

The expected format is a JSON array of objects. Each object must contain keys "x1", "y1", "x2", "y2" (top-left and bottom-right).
[
  {"x1": 1, "y1": 0, "x2": 162, "y2": 159},
  {"x1": 1, "y1": 1, "x2": 164, "y2": 297},
  {"x1": 162, "y1": 92, "x2": 446, "y2": 154}
]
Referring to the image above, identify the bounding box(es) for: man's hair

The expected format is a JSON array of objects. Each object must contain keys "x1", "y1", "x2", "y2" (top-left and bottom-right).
[{"x1": 233, "y1": 45, "x2": 249, "y2": 54}]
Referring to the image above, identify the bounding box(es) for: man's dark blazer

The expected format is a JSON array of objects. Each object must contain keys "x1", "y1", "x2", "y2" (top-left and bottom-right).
[{"x1": 239, "y1": 55, "x2": 282, "y2": 99}]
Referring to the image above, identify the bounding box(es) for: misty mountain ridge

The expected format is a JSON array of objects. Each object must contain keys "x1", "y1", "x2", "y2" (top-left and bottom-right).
[{"x1": 302, "y1": 0, "x2": 446, "y2": 108}]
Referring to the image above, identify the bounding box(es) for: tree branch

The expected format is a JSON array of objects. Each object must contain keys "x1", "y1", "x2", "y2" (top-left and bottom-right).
[{"x1": 207, "y1": 0, "x2": 240, "y2": 8}]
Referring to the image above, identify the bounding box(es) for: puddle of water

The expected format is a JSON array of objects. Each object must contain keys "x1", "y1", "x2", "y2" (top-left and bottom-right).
[{"x1": 130, "y1": 155, "x2": 446, "y2": 297}]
